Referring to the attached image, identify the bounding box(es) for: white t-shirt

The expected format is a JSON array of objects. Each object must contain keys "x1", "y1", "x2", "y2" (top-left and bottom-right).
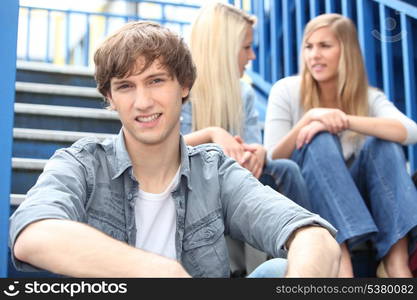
[{"x1": 134, "y1": 167, "x2": 180, "y2": 260}]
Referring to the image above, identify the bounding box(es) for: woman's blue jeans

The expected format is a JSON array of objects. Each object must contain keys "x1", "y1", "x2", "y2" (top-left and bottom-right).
[
  {"x1": 291, "y1": 132, "x2": 417, "y2": 259},
  {"x1": 260, "y1": 158, "x2": 311, "y2": 210}
]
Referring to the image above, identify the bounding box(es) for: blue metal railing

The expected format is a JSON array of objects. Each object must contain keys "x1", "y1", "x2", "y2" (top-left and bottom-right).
[
  {"x1": 18, "y1": 1, "x2": 199, "y2": 66},
  {"x1": 0, "y1": 0, "x2": 19, "y2": 278},
  {"x1": 238, "y1": 0, "x2": 417, "y2": 172}
]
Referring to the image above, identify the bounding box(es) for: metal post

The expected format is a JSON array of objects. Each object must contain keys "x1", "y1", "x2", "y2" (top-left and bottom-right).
[
  {"x1": 295, "y1": 0, "x2": 307, "y2": 72},
  {"x1": 309, "y1": 0, "x2": 320, "y2": 18},
  {"x1": 325, "y1": 0, "x2": 336, "y2": 13},
  {"x1": 0, "y1": 0, "x2": 19, "y2": 278},
  {"x1": 270, "y1": 0, "x2": 282, "y2": 82},
  {"x1": 341, "y1": 0, "x2": 353, "y2": 19},
  {"x1": 401, "y1": 13, "x2": 417, "y2": 173},
  {"x1": 357, "y1": 0, "x2": 377, "y2": 86},
  {"x1": 379, "y1": 4, "x2": 394, "y2": 102},
  {"x1": 283, "y1": 0, "x2": 295, "y2": 77}
]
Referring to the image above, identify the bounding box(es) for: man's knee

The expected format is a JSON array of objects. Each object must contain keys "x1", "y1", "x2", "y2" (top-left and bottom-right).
[{"x1": 247, "y1": 258, "x2": 288, "y2": 278}]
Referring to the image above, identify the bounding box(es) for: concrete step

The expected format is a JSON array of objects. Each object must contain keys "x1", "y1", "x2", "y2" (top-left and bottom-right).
[
  {"x1": 13, "y1": 127, "x2": 116, "y2": 142},
  {"x1": 10, "y1": 194, "x2": 25, "y2": 206},
  {"x1": 13, "y1": 128, "x2": 116, "y2": 159},
  {"x1": 11, "y1": 128, "x2": 115, "y2": 196},
  {"x1": 15, "y1": 81, "x2": 105, "y2": 109},
  {"x1": 16, "y1": 60, "x2": 96, "y2": 87},
  {"x1": 12, "y1": 157, "x2": 47, "y2": 170},
  {"x1": 14, "y1": 103, "x2": 121, "y2": 133}
]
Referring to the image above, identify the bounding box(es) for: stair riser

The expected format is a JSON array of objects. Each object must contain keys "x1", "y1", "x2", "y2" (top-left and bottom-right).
[
  {"x1": 14, "y1": 114, "x2": 121, "y2": 134},
  {"x1": 15, "y1": 92, "x2": 106, "y2": 109},
  {"x1": 11, "y1": 170, "x2": 41, "y2": 195},
  {"x1": 13, "y1": 140, "x2": 72, "y2": 159},
  {"x1": 16, "y1": 70, "x2": 96, "y2": 87}
]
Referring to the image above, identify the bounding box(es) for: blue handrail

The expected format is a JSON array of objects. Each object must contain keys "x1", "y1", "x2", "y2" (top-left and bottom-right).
[
  {"x1": 401, "y1": 12, "x2": 417, "y2": 172},
  {"x1": 0, "y1": 0, "x2": 19, "y2": 278}
]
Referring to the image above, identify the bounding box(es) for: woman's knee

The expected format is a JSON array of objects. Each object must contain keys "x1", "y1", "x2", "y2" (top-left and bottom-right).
[
  {"x1": 308, "y1": 132, "x2": 339, "y2": 149},
  {"x1": 296, "y1": 132, "x2": 343, "y2": 162},
  {"x1": 363, "y1": 137, "x2": 403, "y2": 158},
  {"x1": 268, "y1": 159, "x2": 300, "y2": 175},
  {"x1": 360, "y1": 139, "x2": 408, "y2": 171},
  {"x1": 266, "y1": 159, "x2": 304, "y2": 183}
]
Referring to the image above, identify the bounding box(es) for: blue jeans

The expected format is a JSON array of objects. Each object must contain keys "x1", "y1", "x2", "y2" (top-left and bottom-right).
[
  {"x1": 247, "y1": 258, "x2": 288, "y2": 278},
  {"x1": 292, "y1": 132, "x2": 417, "y2": 259},
  {"x1": 260, "y1": 158, "x2": 311, "y2": 210}
]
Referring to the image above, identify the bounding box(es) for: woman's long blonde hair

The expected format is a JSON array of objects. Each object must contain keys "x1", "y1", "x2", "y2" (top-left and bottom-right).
[
  {"x1": 189, "y1": 2, "x2": 255, "y2": 135},
  {"x1": 300, "y1": 13, "x2": 368, "y2": 117}
]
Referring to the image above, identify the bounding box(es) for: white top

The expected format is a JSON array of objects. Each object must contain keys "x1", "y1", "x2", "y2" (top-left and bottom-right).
[
  {"x1": 134, "y1": 167, "x2": 181, "y2": 260},
  {"x1": 264, "y1": 76, "x2": 417, "y2": 160}
]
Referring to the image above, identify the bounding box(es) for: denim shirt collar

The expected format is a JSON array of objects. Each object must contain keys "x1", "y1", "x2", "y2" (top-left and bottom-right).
[
  {"x1": 179, "y1": 134, "x2": 192, "y2": 191},
  {"x1": 110, "y1": 129, "x2": 192, "y2": 190},
  {"x1": 110, "y1": 130, "x2": 133, "y2": 180}
]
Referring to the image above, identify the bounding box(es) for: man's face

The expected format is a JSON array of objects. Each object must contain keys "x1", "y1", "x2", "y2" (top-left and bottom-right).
[{"x1": 107, "y1": 58, "x2": 189, "y2": 147}]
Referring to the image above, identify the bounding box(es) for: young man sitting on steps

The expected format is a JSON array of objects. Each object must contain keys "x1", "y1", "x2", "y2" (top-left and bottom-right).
[{"x1": 10, "y1": 21, "x2": 340, "y2": 278}]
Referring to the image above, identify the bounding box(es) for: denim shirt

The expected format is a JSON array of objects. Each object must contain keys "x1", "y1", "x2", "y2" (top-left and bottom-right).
[
  {"x1": 180, "y1": 81, "x2": 262, "y2": 144},
  {"x1": 9, "y1": 130, "x2": 336, "y2": 277}
]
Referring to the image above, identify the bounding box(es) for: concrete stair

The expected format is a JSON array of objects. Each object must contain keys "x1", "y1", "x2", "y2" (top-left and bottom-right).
[{"x1": 9, "y1": 61, "x2": 118, "y2": 277}]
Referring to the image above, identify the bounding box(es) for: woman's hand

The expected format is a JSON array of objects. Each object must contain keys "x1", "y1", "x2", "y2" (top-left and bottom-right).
[
  {"x1": 296, "y1": 120, "x2": 327, "y2": 149},
  {"x1": 306, "y1": 108, "x2": 349, "y2": 134},
  {"x1": 210, "y1": 128, "x2": 246, "y2": 163},
  {"x1": 235, "y1": 137, "x2": 265, "y2": 178}
]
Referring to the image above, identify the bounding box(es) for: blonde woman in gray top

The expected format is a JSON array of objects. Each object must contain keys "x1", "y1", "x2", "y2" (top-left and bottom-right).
[
  {"x1": 264, "y1": 13, "x2": 417, "y2": 277},
  {"x1": 181, "y1": 2, "x2": 312, "y2": 276}
]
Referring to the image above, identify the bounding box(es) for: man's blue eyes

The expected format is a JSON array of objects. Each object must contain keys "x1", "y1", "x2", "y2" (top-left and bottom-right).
[
  {"x1": 116, "y1": 79, "x2": 164, "y2": 89},
  {"x1": 117, "y1": 84, "x2": 130, "y2": 90}
]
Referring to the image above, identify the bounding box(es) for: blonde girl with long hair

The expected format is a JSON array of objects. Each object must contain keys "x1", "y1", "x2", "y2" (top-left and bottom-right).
[
  {"x1": 264, "y1": 13, "x2": 417, "y2": 277},
  {"x1": 181, "y1": 2, "x2": 312, "y2": 276}
]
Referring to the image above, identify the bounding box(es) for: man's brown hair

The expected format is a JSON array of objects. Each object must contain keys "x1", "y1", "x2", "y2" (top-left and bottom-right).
[{"x1": 94, "y1": 21, "x2": 196, "y2": 103}]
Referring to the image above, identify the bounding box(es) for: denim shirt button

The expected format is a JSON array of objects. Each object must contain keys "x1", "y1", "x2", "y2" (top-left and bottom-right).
[
  {"x1": 127, "y1": 193, "x2": 132, "y2": 200},
  {"x1": 204, "y1": 228, "x2": 214, "y2": 239}
]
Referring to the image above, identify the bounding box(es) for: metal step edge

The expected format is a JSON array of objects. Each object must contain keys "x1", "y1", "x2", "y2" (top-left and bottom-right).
[
  {"x1": 10, "y1": 194, "x2": 25, "y2": 206},
  {"x1": 15, "y1": 81, "x2": 101, "y2": 98},
  {"x1": 13, "y1": 128, "x2": 116, "y2": 143},
  {"x1": 12, "y1": 157, "x2": 47, "y2": 171},
  {"x1": 14, "y1": 103, "x2": 119, "y2": 120}
]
